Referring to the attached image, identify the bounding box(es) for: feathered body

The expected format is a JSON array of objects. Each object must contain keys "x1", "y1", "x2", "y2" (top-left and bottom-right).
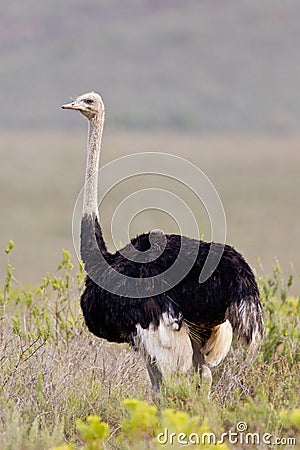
[
  {"x1": 81, "y1": 216, "x2": 263, "y2": 373},
  {"x1": 62, "y1": 92, "x2": 264, "y2": 392}
]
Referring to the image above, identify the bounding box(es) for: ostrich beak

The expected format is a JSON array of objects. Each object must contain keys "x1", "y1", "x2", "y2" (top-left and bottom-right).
[{"x1": 61, "y1": 101, "x2": 82, "y2": 110}]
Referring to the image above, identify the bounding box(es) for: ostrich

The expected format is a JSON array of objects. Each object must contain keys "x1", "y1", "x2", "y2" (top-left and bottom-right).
[{"x1": 61, "y1": 92, "x2": 263, "y2": 393}]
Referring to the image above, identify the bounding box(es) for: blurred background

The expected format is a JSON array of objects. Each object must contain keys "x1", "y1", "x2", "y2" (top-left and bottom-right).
[{"x1": 0, "y1": 0, "x2": 299, "y2": 290}]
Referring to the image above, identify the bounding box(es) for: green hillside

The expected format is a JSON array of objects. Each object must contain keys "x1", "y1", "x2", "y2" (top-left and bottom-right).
[{"x1": 0, "y1": 0, "x2": 300, "y2": 131}]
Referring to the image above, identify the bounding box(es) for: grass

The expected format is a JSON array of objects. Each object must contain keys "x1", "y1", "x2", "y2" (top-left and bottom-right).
[{"x1": 0, "y1": 244, "x2": 299, "y2": 449}]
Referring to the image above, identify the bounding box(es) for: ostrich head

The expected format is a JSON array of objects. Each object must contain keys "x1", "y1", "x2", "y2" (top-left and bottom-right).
[{"x1": 61, "y1": 92, "x2": 104, "y2": 120}]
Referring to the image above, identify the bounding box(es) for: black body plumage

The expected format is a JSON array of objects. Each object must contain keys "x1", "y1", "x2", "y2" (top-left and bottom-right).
[{"x1": 80, "y1": 214, "x2": 263, "y2": 350}]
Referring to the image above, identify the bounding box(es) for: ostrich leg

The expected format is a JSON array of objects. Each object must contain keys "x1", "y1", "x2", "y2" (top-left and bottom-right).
[
  {"x1": 191, "y1": 339, "x2": 212, "y2": 390},
  {"x1": 146, "y1": 361, "x2": 162, "y2": 394}
]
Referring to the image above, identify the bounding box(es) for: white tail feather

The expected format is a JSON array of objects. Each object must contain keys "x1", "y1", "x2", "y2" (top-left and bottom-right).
[{"x1": 203, "y1": 320, "x2": 233, "y2": 367}]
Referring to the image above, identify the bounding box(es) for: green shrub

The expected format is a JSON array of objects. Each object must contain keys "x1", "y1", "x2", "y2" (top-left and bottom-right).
[{"x1": 0, "y1": 244, "x2": 299, "y2": 449}]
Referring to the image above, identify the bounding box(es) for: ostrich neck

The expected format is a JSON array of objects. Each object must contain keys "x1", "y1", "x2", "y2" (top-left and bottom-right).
[
  {"x1": 83, "y1": 114, "x2": 104, "y2": 217},
  {"x1": 81, "y1": 112, "x2": 109, "y2": 263}
]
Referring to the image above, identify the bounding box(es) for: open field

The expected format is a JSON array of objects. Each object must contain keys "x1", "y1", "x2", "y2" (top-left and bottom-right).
[
  {"x1": 1, "y1": 1, "x2": 300, "y2": 448},
  {"x1": 0, "y1": 131, "x2": 299, "y2": 291},
  {"x1": 1, "y1": 129, "x2": 299, "y2": 447}
]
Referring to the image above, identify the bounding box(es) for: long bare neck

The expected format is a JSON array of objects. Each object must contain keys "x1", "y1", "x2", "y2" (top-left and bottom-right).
[
  {"x1": 81, "y1": 113, "x2": 109, "y2": 259},
  {"x1": 83, "y1": 114, "x2": 104, "y2": 217}
]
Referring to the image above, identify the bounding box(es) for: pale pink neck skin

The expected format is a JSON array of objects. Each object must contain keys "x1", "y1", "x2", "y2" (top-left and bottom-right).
[{"x1": 83, "y1": 113, "x2": 105, "y2": 218}]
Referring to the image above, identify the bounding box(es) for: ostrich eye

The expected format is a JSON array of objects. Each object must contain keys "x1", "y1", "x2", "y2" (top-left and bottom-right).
[{"x1": 85, "y1": 98, "x2": 94, "y2": 105}]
